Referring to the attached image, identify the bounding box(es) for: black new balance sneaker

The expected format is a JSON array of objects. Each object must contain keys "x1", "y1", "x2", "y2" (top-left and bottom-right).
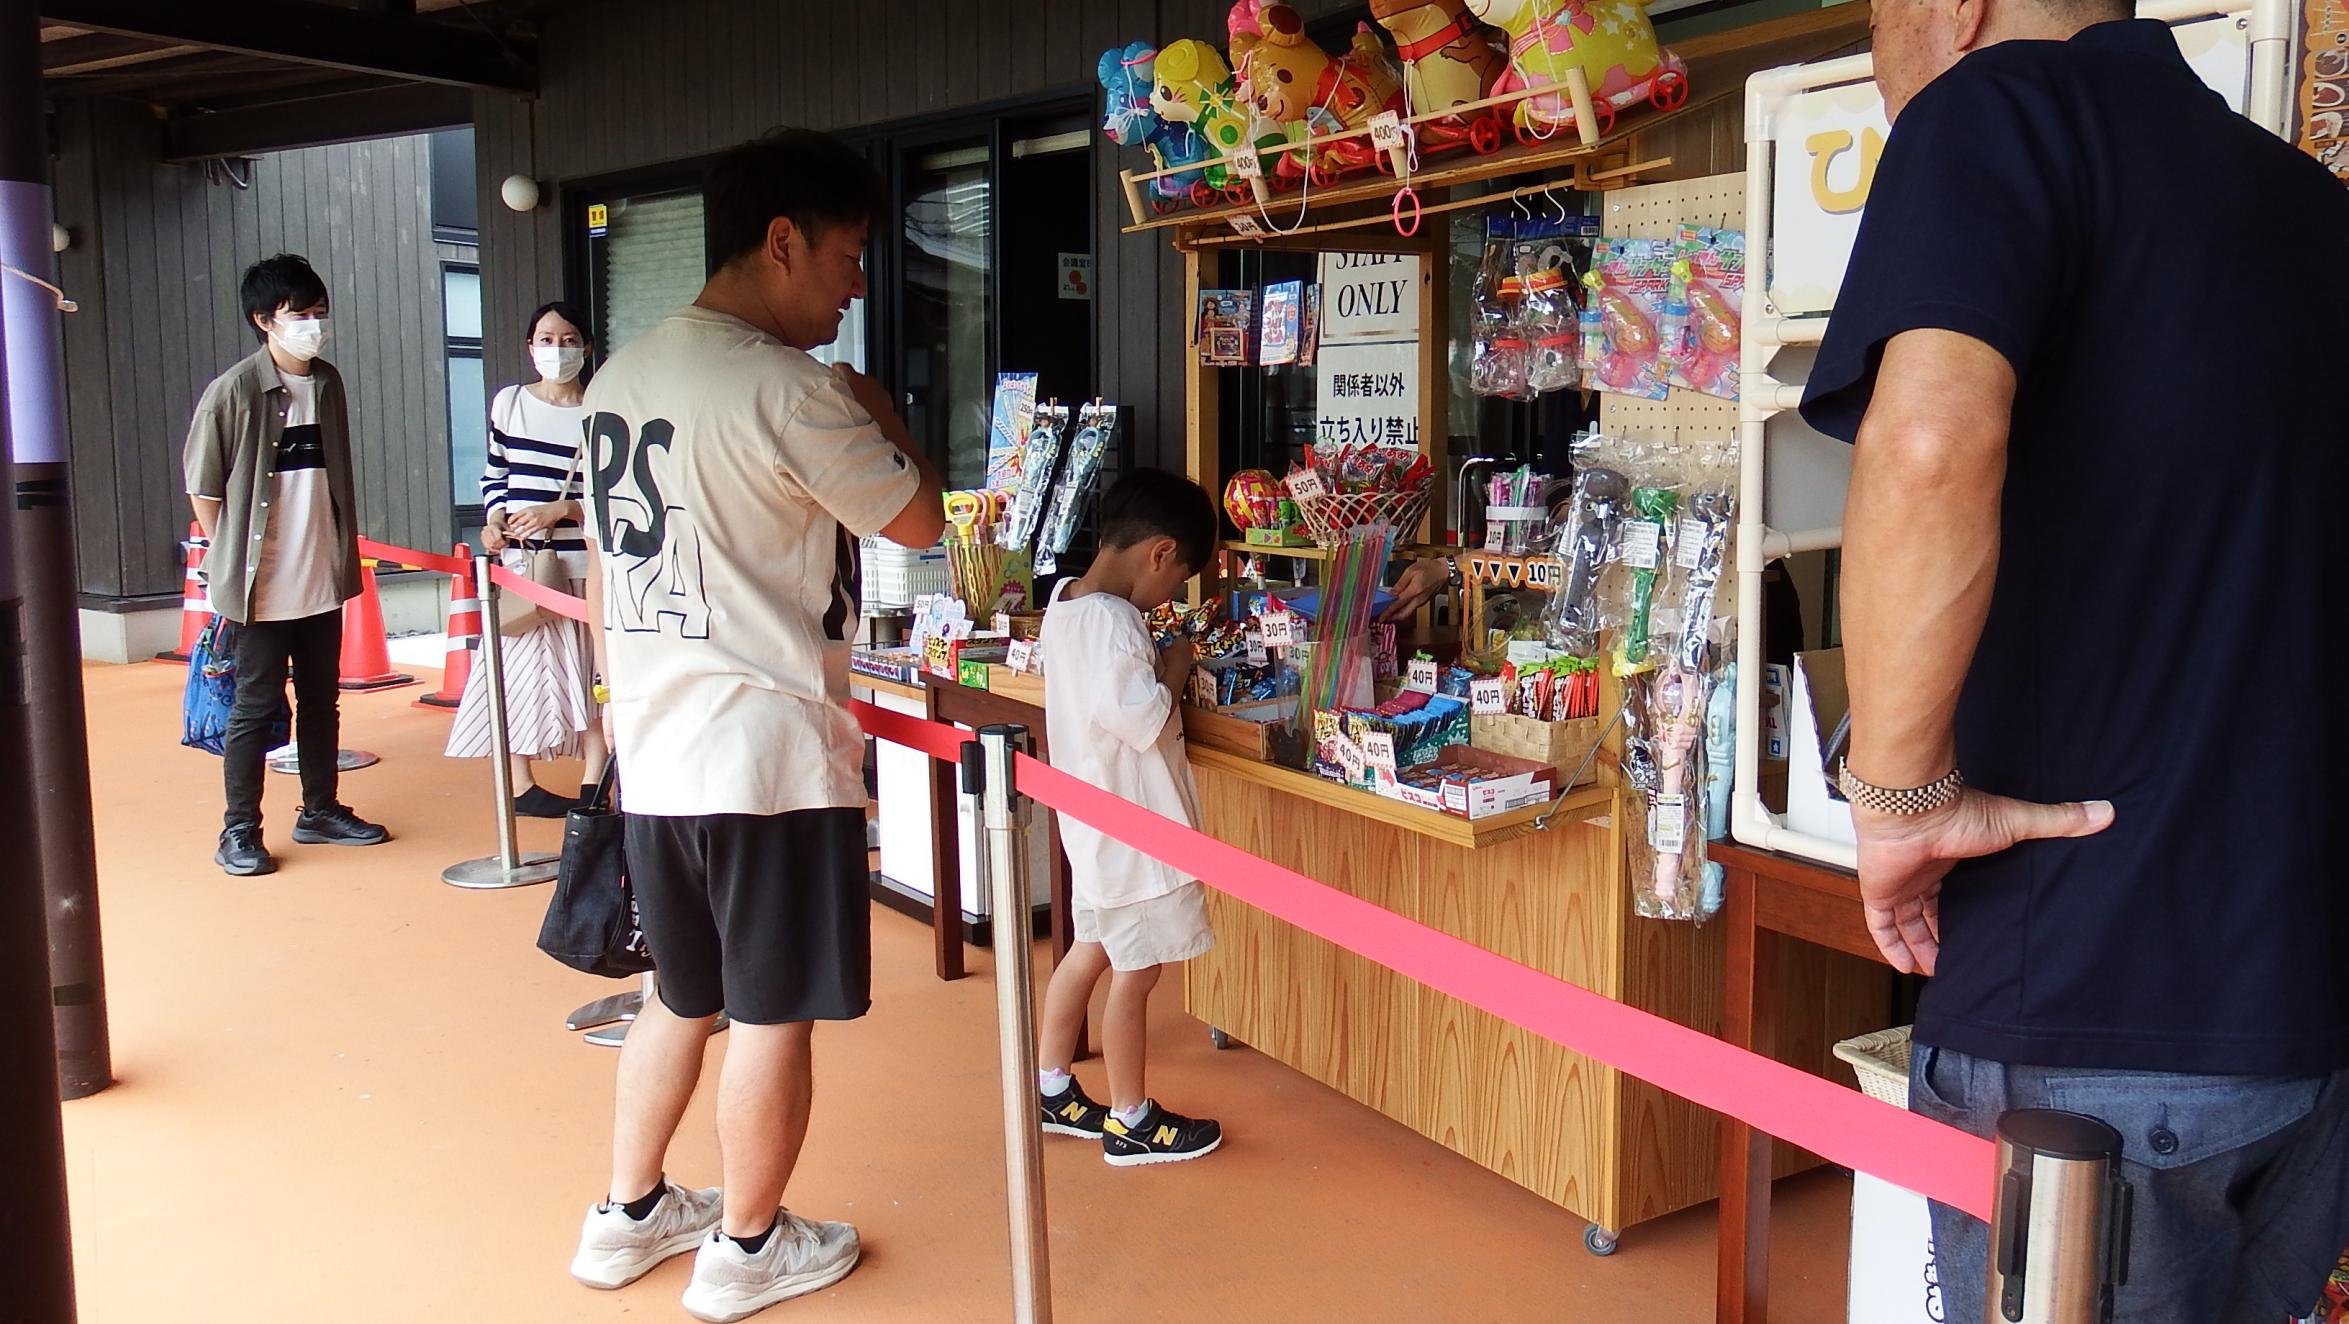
[
  {"x1": 1101, "y1": 1101, "x2": 1222, "y2": 1167},
  {"x1": 1040, "y1": 1080, "x2": 1107, "y2": 1139}
]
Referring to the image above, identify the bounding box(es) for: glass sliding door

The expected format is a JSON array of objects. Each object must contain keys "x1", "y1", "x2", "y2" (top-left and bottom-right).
[{"x1": 897, "y1": 141, "x2": 993, "y2": 491}]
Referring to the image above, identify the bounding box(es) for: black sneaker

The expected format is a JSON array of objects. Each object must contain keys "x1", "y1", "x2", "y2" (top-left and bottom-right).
[
  {"x1": 291, "y1": 804, "x2": 390, "y2": 846},
  {"x1": 514, "y1": 785, "x2": 578, "y2": 819},
  {"x1": 1040, "y1": 1079, "x2": 1107, "y2": 1139},
  {"x1": 215, "y1": 824, "x2": 276, "y2": 877},
  {"x1": 1101, "y1": 1101, "x2": 1222, "y2": 1167}
]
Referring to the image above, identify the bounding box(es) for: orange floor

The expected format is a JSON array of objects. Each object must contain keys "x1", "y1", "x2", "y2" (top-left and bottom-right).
[{"x1": 61, "y1": 659, "x2": 1854, "y2": 1322}]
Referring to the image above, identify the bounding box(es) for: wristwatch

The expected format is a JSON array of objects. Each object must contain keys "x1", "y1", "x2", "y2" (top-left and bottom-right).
[
  {"x1": 1836, "y1": 760, "x2": 1964, "y2": 815},
  {"x1": 1443, "y1": 556, "x2": 1464, "y2": 591}
]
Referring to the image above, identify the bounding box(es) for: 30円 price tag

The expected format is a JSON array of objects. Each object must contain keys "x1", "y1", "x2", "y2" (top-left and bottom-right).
[
  {"x1": 1259, "y1": 610, "x2": 1298, "y2": 648},
  {"x1": 1405, "y1": 658, "x2": 1439, "y2": 694}
]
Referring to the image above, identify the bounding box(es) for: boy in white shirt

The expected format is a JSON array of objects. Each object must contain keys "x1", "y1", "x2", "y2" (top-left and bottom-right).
[{"x1": 1034, "y1": 469, "x2": 1225, "y2": 1166}]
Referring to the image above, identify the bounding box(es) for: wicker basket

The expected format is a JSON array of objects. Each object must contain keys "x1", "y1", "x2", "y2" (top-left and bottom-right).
[
  {"x1": 1296, "y1": 489, "x2": 1433, "y2": 545},
  {"x1": 1833, "y1": 1025, "x2": 1914, "y2": 1108}
]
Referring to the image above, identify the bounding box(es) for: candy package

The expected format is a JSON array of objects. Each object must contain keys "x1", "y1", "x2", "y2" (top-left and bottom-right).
[
  {"x1": 1261, "y1": 280, "x2": 1304, "y2": 367},
  {"x1": 1032, "y1": 403, "x2": 1117, "y2": 575},
  {"x1": 1661, "y1": 227, "x2": 1744, "y2": 400},
  {"x1": 1580, "y1": 238, "x2": 1672, "y2": 401}
]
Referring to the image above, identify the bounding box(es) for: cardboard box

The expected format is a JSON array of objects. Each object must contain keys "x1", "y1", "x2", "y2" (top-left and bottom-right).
[
  {"x1": 1785, "y1": 648, "x2": 1855, "y2": 847},
  {"x1": 1376, "y1": 745, "x2": 1557, "y2": 820},
  {"x1": 1181, "y1": 698, "x2": 1297, "y2": 761}
]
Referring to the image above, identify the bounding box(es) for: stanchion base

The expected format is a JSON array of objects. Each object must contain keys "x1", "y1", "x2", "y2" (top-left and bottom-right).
[
  {"x1": 414, "y1": 694, "x2": 461, "y2": 710},
  {"x1": 583, "y1": 1012, "x2": 730, "y2": 1048},
  {"x1": 268, "y1": 748, "x2": 381, "y2": 774},
  {"x1": 338, "y1": 673, "x2": 416, "y2": 692},
  {"x1": 565, "y1": 990, "x2": 643, "y2": 1032},
  {"x1": 441, "y1": 854, "x2": 560, "y2": 889}
]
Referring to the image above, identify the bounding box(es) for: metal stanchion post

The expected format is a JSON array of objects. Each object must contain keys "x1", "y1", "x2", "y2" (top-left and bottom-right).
[
  {"x1": 1984, "y1": 1109, "x2": 2131, "y2": 1324},
  {"x1": 443, "y1": 554, "x2": 559, "y2": 889},
  {"x1": 970, "y1": 724, "x2": 1053, "y2": 1324}
]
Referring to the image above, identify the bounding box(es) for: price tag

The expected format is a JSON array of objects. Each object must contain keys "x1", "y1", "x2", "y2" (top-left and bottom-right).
[
  {"x1": 1337, "y1": 734, "x2": 1367, "y2": 783},
  {"x1": 1524, "y1": 558, "x2": 1558, "y2": 590},
  {"x1": 1470, "y1": 676, "x2": 1508, "y2": 715},
  {"x1": 1405, "y1": 658, "x2": 1439, "y2": 694},
  {"x1": 1369, "y1": 111, "x2": 1406, "y2": 151},
  {"x1": 1260, "y1": 610, "x2": 1298, "y2": 648},
  {"x1": 1676, "y1": 518, "x2": 1710, "y2": 570},
  {"x1": 1483, "y1": 526, "x2": 1506, "y2": 552},
  {"x1": 1245, "y1": 631, "x2": 1268, "y2": 665},
  {"x1": 1227, "y1": 212, "x2": 1266, "y2": 238},
  {"x1": 1650, "y1": 794, "x2": 1688, "y2": 855},
  {"x1": 1620, "y1": 520, "x2": 1662, "y2": 571},
  {"x1": 1284, "y1": 468, "x2": 1328, "y2": 501},
  {"x1": 1233, "y1": 144, "x2": 1264, "y2": 179},
  {"x1": 993, "y1": 611, "x2": 1013, "y2": 635},
  {"x1": 1007, "y1": 639, "x2": 1037, "y2": 674},
  {"x1": 1360, "y1": 731, "x2": 1399, "y2": 771}
]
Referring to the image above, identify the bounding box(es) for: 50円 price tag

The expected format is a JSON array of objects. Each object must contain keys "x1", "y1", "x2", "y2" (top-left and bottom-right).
[{"x1": 1284, "y1": 468, "x2": 1328, "y2": 501}]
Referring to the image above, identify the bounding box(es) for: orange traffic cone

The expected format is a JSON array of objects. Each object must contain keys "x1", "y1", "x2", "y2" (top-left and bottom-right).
[
  {"x1": 415, "y1": 546, "x2": 477, "y2": 710},
  {"x1": 338, "y1": 562, "x2": 415, "y2": 692},
  {"x1": 155, "y1": 523, "x2": 212, "y2": 663}
]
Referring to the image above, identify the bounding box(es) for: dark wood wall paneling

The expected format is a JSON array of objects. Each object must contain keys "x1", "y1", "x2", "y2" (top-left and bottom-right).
[
  {"x1": 473, "y1": 0, "x2": 1390, "y2": 482},
  {"x1": 55, "y1": 102, "x2": 476, "y2": 599}
]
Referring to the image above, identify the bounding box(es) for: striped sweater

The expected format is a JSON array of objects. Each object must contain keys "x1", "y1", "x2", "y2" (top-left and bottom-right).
[{"x1": 484, "y1": 383, "x2": 592, "y2": 579}]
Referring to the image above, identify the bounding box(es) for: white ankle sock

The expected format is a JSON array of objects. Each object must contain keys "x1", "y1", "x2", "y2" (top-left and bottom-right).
[
  {"x1": 1039, "y1": 1068, "x2": 1072, "y2": 1097},
  {"x1": 1111, "y1": 1100, "x2": 1151, "y2": 1128}
]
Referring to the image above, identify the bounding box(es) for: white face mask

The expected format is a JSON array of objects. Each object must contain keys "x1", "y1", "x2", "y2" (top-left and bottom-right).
[
  {"x1": 272, "y1": 315, "x2": 328, "y2": 362},
  {"x1": 532, "y1": 345, "x2": 587, "y2": 384}
]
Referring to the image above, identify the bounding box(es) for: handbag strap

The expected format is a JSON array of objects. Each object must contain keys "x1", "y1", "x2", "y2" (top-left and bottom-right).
[{"x1": 583, "y1": 760, "x2": 619, "y2": 813}]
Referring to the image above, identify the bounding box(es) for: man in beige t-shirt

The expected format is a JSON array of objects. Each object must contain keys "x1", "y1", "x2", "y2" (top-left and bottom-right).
[{"x1": 565, "y1": 131, "x2": 943, "y2": 1321}]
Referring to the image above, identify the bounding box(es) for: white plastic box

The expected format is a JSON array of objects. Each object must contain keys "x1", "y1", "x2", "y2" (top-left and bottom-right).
[
  {"x1": 1785, "y1": 648, "x2": 1856, "y2": 847},
  {"x1": 861, "y1": 536, "x2": 950, "y2": 610}
]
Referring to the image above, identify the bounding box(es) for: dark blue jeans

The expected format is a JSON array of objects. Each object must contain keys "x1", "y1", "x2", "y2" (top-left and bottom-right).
[{"x1": 1911, "y1": 1044, "x2": 2349, "y2": 1323}]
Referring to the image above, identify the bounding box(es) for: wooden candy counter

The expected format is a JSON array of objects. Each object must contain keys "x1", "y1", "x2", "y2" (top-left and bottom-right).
[{"x1": 1182, "y1": 747, "x2": 1892, "y2": 1244}]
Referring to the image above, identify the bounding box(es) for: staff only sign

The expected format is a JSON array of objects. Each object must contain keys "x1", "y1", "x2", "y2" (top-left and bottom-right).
[
  {"x1": 1767, "y1": 11, "x2": 2254, "y2": 314},
  {"x1": 1315, "y1": 252, "x2": 1420, "y2": 449}
]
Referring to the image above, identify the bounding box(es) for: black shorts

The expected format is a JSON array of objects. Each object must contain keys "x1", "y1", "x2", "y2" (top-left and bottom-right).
[{"x1": 624, "y1": 808, "x2": 871, "y2": 1025}]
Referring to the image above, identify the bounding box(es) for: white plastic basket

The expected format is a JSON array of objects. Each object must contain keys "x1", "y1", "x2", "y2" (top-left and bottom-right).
[
  {"x1": 1832, "y1": 1025, "x2": 1913, "y2": 1108},
  {"x1": 861, "y1": 536, "x2": 949, "y2": 611}
]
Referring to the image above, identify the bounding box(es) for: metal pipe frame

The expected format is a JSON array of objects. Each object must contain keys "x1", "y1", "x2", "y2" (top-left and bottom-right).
[
  {"x1": 440, "y1": 553, "x2": 558, "y2": 890},
  {"x1": 975, "y1": 725, "x2": 1053, "y2": 1324}
]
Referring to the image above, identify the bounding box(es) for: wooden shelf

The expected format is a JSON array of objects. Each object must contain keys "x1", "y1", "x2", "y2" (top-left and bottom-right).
[{"x1": 1187, "y1": 745, "x2": 1613, "y2": 849}]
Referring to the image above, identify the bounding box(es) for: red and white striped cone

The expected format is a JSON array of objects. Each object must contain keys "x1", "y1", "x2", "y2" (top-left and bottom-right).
[
  {"x1": 415, "y1": 545, "x2": 478, "y2": 710},
  {"x1": 337, "y1": 562, "x2": 415, "y2": 692},
  {"x1": 156, "y1": 523, "x2": 212, "y2": 663}
]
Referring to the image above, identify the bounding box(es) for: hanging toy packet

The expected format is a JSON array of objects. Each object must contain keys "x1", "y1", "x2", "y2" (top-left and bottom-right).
[
  {"x1": 1661, "y1": 226, "x2": 1744, "y2": 400},
  {"x1": 1580, "y1": 238, "x2": 1671, "y2": 402}
]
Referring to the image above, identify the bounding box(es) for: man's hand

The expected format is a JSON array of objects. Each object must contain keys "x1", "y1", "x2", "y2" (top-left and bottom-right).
[
  {"x1": 1380, "y1": 556, "x2": 1452, "y2": 622},
  {"x1": 1853, "y1": 788, "x2": 2114, "y2": 975}
]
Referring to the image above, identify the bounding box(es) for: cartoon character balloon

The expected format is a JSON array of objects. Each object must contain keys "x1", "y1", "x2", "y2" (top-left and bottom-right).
[
  {"x1": 1099, "y1": 43, "x2": 1212, "y2": 211},
  {"x1": 1369, "y1": 0, "x2": 1509, "y2": 154},
  {"x1": 1229, "y1": 4, "x2": 1406, "y2": 183},
  {"x1": 1152, "y1": 36, "x2": 1297, "y2": 200},
  {"x1": 1464, "y1": 0, "x2": 1688, "y2": 139}
]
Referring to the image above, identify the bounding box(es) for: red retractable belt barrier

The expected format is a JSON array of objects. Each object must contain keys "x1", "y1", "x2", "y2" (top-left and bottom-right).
[
  {"x1": 485, "y1": 565, "x2": 592, "y2": 625},
  {"x1": 844, "y1": 697, "x2": 1997, "y2": 1220},
  {"x1": 356, "y1": 537, "x2": 473, "y2": 579}
]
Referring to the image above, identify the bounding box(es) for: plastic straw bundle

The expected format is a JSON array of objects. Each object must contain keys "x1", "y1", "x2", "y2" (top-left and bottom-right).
[{"x1": 1298, "y1": 522, "x2": 1395, "y2": 720}]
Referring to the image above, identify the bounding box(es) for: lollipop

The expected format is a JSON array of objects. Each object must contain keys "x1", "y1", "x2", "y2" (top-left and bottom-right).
[{"x1": 1223, "y1": 469, "x2": 1283, "y2": 530}]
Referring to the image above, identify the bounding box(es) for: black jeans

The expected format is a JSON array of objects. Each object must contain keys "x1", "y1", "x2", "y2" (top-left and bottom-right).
[{"x1": 223, "y1": 609, "x2": 342, "y2": 830}]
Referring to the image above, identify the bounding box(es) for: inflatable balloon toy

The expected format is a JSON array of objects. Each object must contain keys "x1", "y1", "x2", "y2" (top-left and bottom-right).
[
  {"x1": 1463, "y1": 0, "x2": 1690, "y2": 143},
  {"x1": 1230, "y1": 3, "x2": 1406, "y2": 188},
  {"x1": 1369, "y1": 0, "x2": 1510, "y2": 157},
  {"x1": 1152, "y1": 37, "x2": 1297, "y2": 206},
  {"x1": 1099, "y1": 44, "x2": 1214, "y2": 215}
]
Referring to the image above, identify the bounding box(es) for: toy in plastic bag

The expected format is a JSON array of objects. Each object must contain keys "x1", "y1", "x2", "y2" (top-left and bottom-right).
[
  {"x1": 1520, "y1": 254, "x2": 1580, "y2": 394},
  {"x1": 1033, "y1": 403, "x2": 1118, "y2": 575},
  {"x1": 1470, "y1": 227, "x2": 1531, "y2": 399},
  {"x1": 1542, "y1": 440, "x2": 1630, "y2": 656},
  {"x1": 1580, "y1": 237, "x2": 1671, "y2": 401},
  {"x1": 999, "y1": 403, "x2": 1071, "y2": 553},
  {"x1": 1662, "y1": 226, "x2": 1743, "y2": 400}
]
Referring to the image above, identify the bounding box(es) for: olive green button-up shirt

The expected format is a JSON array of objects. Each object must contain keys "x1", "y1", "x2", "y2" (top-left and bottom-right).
[{"x1": 181, "y1": 346, "x2": 362, "y2": 624}]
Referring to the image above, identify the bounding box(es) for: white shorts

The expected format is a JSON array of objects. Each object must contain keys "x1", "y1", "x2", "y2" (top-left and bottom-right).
[{"x1": 1074, "y1": 883, "x2": 1216, "y2": 972}]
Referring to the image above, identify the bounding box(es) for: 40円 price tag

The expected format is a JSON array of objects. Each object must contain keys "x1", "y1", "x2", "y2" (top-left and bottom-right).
[
  {"x1": 1360, "y1": 731, "x2": 1399, "y2": 771},
  {"x1": 1405, "y1": 658, "x2": 1439, "y2": 694},
  {"x1": 1470, "y1": 676, "x2": 1508, "y2": 715},
  {"x1": 1007, "y1": 639, "x2": 1038, "y2": 674}
]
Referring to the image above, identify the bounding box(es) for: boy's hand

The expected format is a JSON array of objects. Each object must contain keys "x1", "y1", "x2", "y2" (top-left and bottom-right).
[{"x1": 1158, "y1": 637, "x2": 1196, "y2": 690}]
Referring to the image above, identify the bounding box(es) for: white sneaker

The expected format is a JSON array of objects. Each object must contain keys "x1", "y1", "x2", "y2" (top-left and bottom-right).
[
  {"x1": 679, "y1": 1211, "x2": 861, "y2": 1322},
  {"x1": 569, "y1": 1181, "x2": 724, "y2": 1289}
]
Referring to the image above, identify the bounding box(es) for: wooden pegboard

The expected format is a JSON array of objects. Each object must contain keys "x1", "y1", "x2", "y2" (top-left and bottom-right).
[{"x1": 1594, "y1": 172, "x2": 1746, "y2": 443}]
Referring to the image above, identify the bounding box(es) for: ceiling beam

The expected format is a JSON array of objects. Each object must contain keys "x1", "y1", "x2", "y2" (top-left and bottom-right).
[
  {"x1": 43, "y1": 33, "x2": 203, "y2": 75},
  {"x1": 162, "y1": 80, "x2": 472, "y2": 162},
  {"x1": 37, "y1": 0, "x2": 533, "y2": 92}
]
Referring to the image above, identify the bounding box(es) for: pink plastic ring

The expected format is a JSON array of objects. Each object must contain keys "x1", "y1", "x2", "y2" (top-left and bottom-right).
[{"x1": 1392, "y1": 186, "x2": 1422, "y2": 237}]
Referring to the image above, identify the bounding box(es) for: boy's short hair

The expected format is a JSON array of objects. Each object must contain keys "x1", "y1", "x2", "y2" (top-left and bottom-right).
[
  {"x1": 241, "y1": 254, "x2": 328, "y2": 340},
  {"x1": 1097, "y1": 468, "x2": 1218, "y2": 573},
  {"x1": 704, "y1": 129, "x2": 887, "y2": 270}
]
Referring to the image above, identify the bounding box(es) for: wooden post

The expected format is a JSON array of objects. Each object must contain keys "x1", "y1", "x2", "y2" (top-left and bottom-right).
[
  {"x1": 1417, "y1": 230, "x2": 1449, "y2": 551},
  {"x1": 1565, "y1": 66, "x2": 1602, "y2": 149},
  {"x1": 1184, "y1": 244, "x2": 1223, "y2": 606}
]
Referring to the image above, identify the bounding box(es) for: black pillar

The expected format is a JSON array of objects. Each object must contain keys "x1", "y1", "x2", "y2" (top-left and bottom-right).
[
  {"x1": 1, "y1": 0, "x2": 110, "y2": 1101},
  {"x1": 0, "y1": 83, "x2": 80, "y2": 1324}
]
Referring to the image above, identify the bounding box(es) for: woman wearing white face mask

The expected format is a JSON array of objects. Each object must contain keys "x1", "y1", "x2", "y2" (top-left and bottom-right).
[{"x1": 445, "y1": 301, "x2": 606, "y2": 816}]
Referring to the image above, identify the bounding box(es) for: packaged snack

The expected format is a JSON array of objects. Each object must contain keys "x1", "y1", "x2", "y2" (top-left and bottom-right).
[
  {"x1": 1580, "y1": 238, "x2": 1672, "y2": 401},
  {"x1": 1261, "y1": 280, "x2": 1304, "y2": 366},
  {"x1": 1661, "y1": 227, "x2": 1744, "y2": 400}
]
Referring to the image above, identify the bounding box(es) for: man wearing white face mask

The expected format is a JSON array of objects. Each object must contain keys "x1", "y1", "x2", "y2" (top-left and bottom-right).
[
  {"x1": 184, "y1": 253, "x2": 387, "y2": 876},
  {"x1": 447, "y1": 300, "x2": 607, "y2": 815}
]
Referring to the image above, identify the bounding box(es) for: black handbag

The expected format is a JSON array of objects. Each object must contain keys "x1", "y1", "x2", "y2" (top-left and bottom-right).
[{"x1": 535, "y1": 764, "x2": 654, "y2": 978}]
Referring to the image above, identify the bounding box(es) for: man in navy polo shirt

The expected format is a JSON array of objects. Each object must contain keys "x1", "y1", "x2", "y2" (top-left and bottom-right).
[{"x1": 1802, "y1": 0, "x2": 2349, "y2": 1316}]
